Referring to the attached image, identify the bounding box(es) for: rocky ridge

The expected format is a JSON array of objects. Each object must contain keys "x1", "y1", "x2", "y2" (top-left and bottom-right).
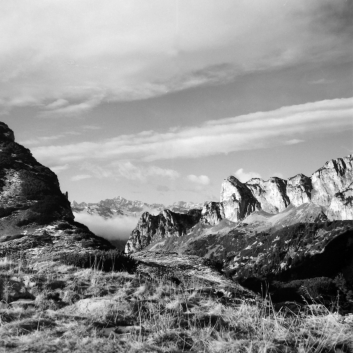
[
  {"x1": 126, "y1": 154, "x2": 353, "y2": 255},
  {"x1": 0, "y1": 122, "x2": 112, "y2": 258}
]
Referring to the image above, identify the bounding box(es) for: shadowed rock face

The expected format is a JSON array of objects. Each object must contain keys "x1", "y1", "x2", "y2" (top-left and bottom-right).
[
  {"x1": 0, "y1": 122, "x2": 73, "y2": 233},
  {"x1": 201, "y1": 201, "x2": 224, "y2": 226},
  {"x1": 0, "y1": 121, "x2": 112, "y2": 254},
  {"x1": 220, "y1": 177, "x2": 260, "y2": 221},
  {"x1": 125, "y1": 209, "x2": 202, "y2": 253}
]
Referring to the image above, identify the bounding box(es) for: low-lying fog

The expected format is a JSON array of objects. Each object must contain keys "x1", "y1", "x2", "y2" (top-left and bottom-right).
[{"x1": 73, "y1": 212, "x2": 139, "y2": 250}]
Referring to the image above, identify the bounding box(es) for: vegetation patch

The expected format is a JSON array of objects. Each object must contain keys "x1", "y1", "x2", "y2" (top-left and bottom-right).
[{"x1": 57, "y1": 250, "x2": 139, "y2": 274}]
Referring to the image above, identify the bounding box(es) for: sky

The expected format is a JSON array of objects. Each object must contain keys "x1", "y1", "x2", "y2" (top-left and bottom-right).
[{"x1": 1, "y1": 0, "x2": 353, "y2": 205}]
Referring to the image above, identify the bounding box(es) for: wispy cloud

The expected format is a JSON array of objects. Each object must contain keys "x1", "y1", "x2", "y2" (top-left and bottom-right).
[
  {"x1": 284, "y1": 139, "x2": 304, "y2": 145},
  {"x1": 80, "y1": 161, "x2": 180, "y2": 183},
  {"x1": 50, "y1": 164, "x2": 69, "y2": 174},
  {"x1": 0, "y1": 0, "x2": 351, "y2": 115},
  {"x1": 234, "y1": 169, "x2": 261, "y2": 183},
  {"x1": 187, "y1": 175, "x2": 210, "y2": 186},
  {"x1": 71, "y1": 174, "x2": 92, "y2": 182},
  {"x1": 32, "y1": 97, "x2": 353, "y2": 164}
]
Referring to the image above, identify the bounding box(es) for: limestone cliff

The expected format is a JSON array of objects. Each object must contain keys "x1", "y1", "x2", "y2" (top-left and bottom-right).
[
  {"x1": 286, "y1": 174, "x2": 312, "y2": 207},
  {"x1": 311, "y1": 155, "x2": 353, "y2": 220},
  {"x1": 200, "y1": 201, "x2": 224, "y2": 225},
  {"x1": 220, "y1": 176, "x2": 260, "y2": 221},
  {"x1": 126, "y1": 154, "x2": 353, "y2": 254},
  {"x1": 246, "y1": 177, "x2": 290, "y2": 213},
  {"x1": 125, "y1": 209, "x2": 201, "y2": 253}
]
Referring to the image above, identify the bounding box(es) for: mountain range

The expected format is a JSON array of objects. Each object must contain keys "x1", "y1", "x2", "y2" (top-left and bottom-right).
[
  {"x1": 125, "y1": 154, "x2": 353, "y2": 305},
  {"x1": 71, "y1": 198, "x2": 203, "y2": 218}
]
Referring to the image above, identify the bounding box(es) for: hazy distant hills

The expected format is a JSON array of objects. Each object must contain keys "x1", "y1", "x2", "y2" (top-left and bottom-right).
[
  {"x1": 71, "y1": 197, "x2": 203, "y2": 250},
  {"x1": 71, "y1": 197, "x2": 203, "y2": 219}
]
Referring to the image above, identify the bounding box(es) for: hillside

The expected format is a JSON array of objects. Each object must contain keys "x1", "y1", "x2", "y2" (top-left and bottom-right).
[{"x1": 1, "y1": 120, "x2": 353, "y2": 352}]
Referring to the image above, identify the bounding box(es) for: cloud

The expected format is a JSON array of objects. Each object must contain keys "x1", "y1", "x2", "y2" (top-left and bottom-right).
[
  {"x1": 284, "y1": 139, "x2": 304, "y2": 145},
  {"x1": 32, "y1": 97, "x2": 353, "y2": 165},
  {"x1": 74, "y1": 212, "x2": 137, "y2": 241},
  {"x1": 234, "y1": 168, "x2": 261, "y2": 183},
  {"x1": 20, "y1": 134, "x2": 64, "y2": 146},
  {"x1": 50, "y1": 164, "x2": 68, "y2": 174},
  {"x1": 0, "y1": 0, "x2": 351, "y2": 115},
  {"x1": 156, "y1": 185, "x2": 170, "y2": 192},
  {"x1": 80, "y1": 161, "x2": 179, "y2": 182},
  {"x1": 187, "y1": 174, "x2": 210, "y2": 186},
  {"x1": 71, "y1": 174, "x2": 92, "y2": 181}
]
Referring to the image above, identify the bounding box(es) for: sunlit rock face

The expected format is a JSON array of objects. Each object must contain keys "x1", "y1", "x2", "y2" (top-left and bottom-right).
[
  {"x1": 311, "y1": 155, "x2": 353, "y2": 220},
  {"x1": 126, "y1": 154, "x2": 353, "y2": 254},
  {"x1": 220, "y1": 176, "x2": 260, "y2": 222},
  {"x1": 286, "y1": 174, "x2": 312, "y2": 207},
  {"x1": 200, "y1": 201, "x2": 224, "y2": 226},
  {"x1": 246, "y1": 177, "x2": 290, "y2": 214},
  {"x1": 125, "y1": 209, "x2": 202, "y2": 253}
]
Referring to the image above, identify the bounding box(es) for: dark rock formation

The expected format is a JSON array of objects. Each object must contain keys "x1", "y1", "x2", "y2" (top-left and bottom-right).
[
  {"x1": 200, "y1": 201, "x2": 224, "y2": 225},
  {"x1": 125, "y1": 209, "x2": 202, "y2": 253},
  {"x1": 0, "y1": 121, "x2": 112, "y2": 257}
]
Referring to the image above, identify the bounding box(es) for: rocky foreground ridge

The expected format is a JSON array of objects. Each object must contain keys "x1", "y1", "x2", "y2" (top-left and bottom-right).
[{"x1": 0, "y1": 122, "x2": 112, "y2": 257}]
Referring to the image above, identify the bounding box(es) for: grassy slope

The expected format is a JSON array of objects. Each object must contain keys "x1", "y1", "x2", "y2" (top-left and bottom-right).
[{"x1": 0, "y1": 255, "x2": 352, "y2": 352}]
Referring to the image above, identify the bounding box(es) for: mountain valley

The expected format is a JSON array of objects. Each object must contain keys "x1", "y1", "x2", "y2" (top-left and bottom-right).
[{"x1": 0, "y1": 120, "x2": 353, "y2": 352}]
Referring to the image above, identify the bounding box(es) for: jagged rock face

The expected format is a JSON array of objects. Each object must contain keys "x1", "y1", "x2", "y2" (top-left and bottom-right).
[
  {"x1": 246, "y1": 177, "x2": 290, "y2": 214},
  {"x1": 200, "y1": 201, "x2": 224, "y2": 225},
  {"x1": 127, "y1": 154, "x2": 353, "y2": 254},
  {"x1": 0, "y1": 121, "x2": 112, "y2": 252},
  {"x1": 286, "y1": 174, "x2": 312, "y2": 207},
  {"x1": 220, "y1": 155, "x2": 353, "y2": 222},
  {"x1": 0, "y1": 122, "x2": 74, "y2": 234},
  {"x1": 125, "y1": 209, "x2": 201, "y2": 253},
  {"x1": 220, "y1": 176, "x2": 260, "y2": 222},
  {"x1": 311, "y1": 155, "x2": 353, "y2": 220}
]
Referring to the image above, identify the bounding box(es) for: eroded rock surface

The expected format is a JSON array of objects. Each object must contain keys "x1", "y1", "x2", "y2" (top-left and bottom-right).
[
  {"x1": 126, "y1": 155, "x2": 353, "y2": 254},
  {"x1": 125, "y1": 209, "x2": 201, "y2": 253},
  {"x1": 0, "y1": 121, "x2": 112, "y2": 255}
]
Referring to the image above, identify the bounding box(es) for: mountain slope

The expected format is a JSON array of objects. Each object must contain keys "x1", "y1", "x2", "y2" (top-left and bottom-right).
[{"x1": 0, "y1": 121, "x2": 113, "y2": 257}]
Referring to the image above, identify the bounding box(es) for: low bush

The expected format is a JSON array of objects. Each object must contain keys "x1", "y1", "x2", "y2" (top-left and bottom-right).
[
  {"x1": 202, "y1": 258, "x2": 224, "y2": 273},
  {"x1": 57, "y1": 250, "x2": 138, "y2": 274}
]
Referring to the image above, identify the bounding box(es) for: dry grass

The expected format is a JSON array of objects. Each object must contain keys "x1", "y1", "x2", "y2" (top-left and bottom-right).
[{"x1": 0, "y1": 257, "x2": 352, "y2": 352}]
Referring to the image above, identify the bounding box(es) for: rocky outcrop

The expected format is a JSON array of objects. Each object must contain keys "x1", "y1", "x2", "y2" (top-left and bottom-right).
[
  {"x1": 126, "y1": 154, "x2": 353, "y2": 254},
  {"x1": 125, "y1": 209, "x2": 201, "y2": 253},
  {"x1": 220, "y1": 176, "x2": 260, "y2": 222},
  {"x1": 311, "y1": 155, "x2": 353, "y2": 220},
  {"x1": 220, "y1": 155, "x2": 353, "y2": 222},
  {"x1": 200, "y1": 201, "x2": 224, "y2": 225},
  {"x1": 286, "y1": 174, "x2": 312, "y2": 207},
  {"x1": 0, "y1": 121, "x2": 112, "y2": 254},
  {"x1": 246, "y1": 177, "x2": 290, "y2": 214}
]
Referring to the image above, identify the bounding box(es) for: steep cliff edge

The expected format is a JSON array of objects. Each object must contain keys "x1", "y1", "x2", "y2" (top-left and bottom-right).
[
  {"x1": 125, "y1": 209, "x2": 201, "y2": 253},
  {"x1": 0, "y1": 121, "x2": 112, "y2": 255},
  {"x1": 220, "y1": 176, "x2": 260, "y2": 221},
  {"x1": 126, "y1": 154, "x2": 353, "y2": 255}
]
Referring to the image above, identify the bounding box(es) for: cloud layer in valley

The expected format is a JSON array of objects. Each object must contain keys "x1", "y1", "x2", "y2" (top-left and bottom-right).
[{"x1": 74, "y1": 212, "x2": 137, "y2": 243}]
